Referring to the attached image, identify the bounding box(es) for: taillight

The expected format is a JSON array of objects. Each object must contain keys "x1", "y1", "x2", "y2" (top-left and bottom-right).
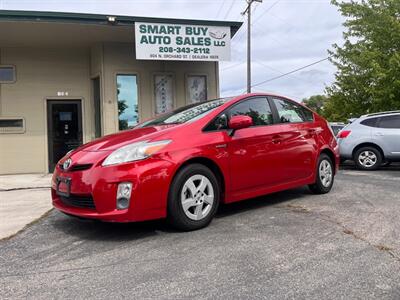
[{"x1": 338, "y1": 130, "x2": 351, "y2": 138}]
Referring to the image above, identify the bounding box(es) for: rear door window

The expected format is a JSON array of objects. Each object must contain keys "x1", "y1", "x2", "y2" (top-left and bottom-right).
[
  {"x1": 378, "y1": 115, "x2": 400, "y2": 129},
  {"x1": 272, "y1": 98, "x2": 313, "y2": 123},
  {"x1": 360, "y1": 117, "x2": 379, "y2": 127}
]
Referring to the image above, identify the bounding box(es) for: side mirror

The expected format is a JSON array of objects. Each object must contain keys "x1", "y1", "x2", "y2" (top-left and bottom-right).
[{"x1": 228, "y1": 115, "x2": 253, "y2": 130}]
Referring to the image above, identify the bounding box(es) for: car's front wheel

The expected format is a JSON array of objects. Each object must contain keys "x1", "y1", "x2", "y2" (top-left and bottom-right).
[
  {"x1": 309, "y1": 153, "x2": 334, "y2": 194},
  {"x1": 167, "y1": 164, "x2": 220, "y2": 231},
  {"x1": 354, "y1": 146, "x2": 382, "y2": 170}
]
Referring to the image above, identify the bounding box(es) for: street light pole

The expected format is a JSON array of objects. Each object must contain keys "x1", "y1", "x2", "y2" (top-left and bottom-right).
[{"x1": 242, "y1": 0, "x2": 262, "y2": 93}]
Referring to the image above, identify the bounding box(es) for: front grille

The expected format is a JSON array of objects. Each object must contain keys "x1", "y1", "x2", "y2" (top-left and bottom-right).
[
  {"x1": 70, "y1": 164, "x2": 93, "y2": 171},
  {"x1": 59, "y1": 193, "x2": 96, "y2": 209},
  {"x1": 58, "y1": 163, "x2": 93, "y2": 172}
]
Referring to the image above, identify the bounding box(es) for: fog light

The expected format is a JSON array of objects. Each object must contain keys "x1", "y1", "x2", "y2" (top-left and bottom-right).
[{"x1": 116, "y1": 182, "x2": 132, "y2": 210}]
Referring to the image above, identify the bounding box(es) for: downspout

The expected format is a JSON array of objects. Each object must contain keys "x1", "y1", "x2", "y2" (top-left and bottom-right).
[
  {"x1": 215, "y1": 61, "x2": 220, "y2": 98},
  {"x1": 101, "y1": 43, "x2": 107, "y2": 134},
  {"x1": 0, "y1": 47, "x2": 2, "y2": 115}
]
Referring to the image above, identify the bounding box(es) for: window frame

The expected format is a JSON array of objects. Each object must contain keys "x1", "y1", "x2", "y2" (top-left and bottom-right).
[
  {"x1": 268, "y1": 96, "x2": 315, "y2": 124},
  {"x1": 203, "y1": 96, "x2": 275, "y2": 132},
  {"x1": 0, "y1": 65, "x2": 16, "y2": 84}
]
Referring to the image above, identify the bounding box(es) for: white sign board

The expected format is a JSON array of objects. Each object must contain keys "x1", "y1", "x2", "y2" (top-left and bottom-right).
[{"x1": 135, "y1": 22, "x2": 231, "y2": 61}]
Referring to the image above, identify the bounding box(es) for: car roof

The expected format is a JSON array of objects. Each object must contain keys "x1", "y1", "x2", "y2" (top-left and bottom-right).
[
  {"x1": 229, "y1": 92, "x2": 300, "y2": 105},
  {"x1": 217, "y1": 93, "x2": 315, "y2": 115},
  {"x1": 361, "y1": 111, "x2": 400, "y2": 118}
]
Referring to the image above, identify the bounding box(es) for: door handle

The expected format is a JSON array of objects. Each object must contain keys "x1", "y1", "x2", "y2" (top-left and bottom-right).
[
  {"x1": 374, "y1": 132, "x2": 384, "y2": 136},
  {"x1": 272, "y1": 135, "x2": 282, "y2": 144},
  {"x1": 308, "y1": 129, "x2": 317, "y2": 135},
  {"x1": 215, "y1": 144, "x2": 227, "y2": 148}
]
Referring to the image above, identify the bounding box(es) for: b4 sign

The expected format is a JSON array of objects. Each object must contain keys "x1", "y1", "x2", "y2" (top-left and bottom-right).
[{"x1": 135, "y1": 22, "x2": 231, "y2": 61}]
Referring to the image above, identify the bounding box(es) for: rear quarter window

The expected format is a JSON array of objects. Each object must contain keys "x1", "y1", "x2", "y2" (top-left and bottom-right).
[
  {"x1": 360, "y1": 117, "x2": 379, "y2": 127},
  {"x1": 302, "y1": 108, "x2": 314, "y2": 122}
]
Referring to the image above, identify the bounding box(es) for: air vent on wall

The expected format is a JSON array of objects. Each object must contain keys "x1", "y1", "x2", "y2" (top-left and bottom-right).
[{"x1": 0, "y1": 117, "x2": 25, "y2": 134}]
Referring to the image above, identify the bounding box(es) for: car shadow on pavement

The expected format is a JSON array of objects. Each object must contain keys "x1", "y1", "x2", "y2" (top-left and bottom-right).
[
  {"x1": 50, "y1": 213, "x2": 165, "y2": 242},
  {"x1": 216, "y1": 186, "x2": 311, "y2": 219},
  {"x1": 50, "y1": 186, "x2": 313, "y2": 241},
  {"x1": 340, "y1": 161, "x2": 400, "y2": 171}
]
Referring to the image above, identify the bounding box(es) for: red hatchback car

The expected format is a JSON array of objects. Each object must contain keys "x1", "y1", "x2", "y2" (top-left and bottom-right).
[{"x1": 52, "y1": 93, "x2": 339, "y2": 230}]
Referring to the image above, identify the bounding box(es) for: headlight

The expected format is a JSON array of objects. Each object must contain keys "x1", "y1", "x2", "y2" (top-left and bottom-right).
[{"x1": 102, "y1": 140, "x2": 171, "y2": 166}]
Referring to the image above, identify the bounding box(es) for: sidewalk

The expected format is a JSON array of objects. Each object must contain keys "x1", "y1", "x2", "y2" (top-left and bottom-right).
[{"x1": 0, "y1": 174, "x2": 53, "y2": 239}]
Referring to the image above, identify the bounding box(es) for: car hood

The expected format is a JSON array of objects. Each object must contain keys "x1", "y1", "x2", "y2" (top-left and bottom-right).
[{"x1": 77, "y1": 124, "x2": 179, "y2": 152}]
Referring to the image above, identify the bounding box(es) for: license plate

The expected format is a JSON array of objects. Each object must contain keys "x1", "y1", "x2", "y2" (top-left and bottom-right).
[{"x1": 56, "y1": 177, "x2": 71, "y2": 197}]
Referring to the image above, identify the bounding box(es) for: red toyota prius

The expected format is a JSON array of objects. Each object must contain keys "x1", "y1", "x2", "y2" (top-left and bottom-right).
[{"x1": 52, "y1": 93, "x2": 339, "y2": 231}]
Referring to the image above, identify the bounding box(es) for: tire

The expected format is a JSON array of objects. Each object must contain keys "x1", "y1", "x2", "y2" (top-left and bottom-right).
[
  {"x1": 354, "y1": 146, "x2": 382, "y2": 170},
  {"x1": 167, "y1": 164, "x2": 220, "y2": 231},
  {"x1": 309, "y1": 153, "x2": 335, "y2": 194}
]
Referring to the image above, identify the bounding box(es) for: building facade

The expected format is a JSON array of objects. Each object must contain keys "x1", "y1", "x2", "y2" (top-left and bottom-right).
[{"x1": 0, "y1": 11, "x2": 241, "y2": 174}]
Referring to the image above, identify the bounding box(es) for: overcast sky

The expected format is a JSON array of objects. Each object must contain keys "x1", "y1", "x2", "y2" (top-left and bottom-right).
[{"x1": 0, "y1": 0, "x2": 345, "y2": 101}]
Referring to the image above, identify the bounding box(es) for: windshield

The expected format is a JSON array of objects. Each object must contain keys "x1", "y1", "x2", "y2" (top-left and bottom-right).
[{"x1": 137, "y1": 97, "x2": 232, "y2": 128}]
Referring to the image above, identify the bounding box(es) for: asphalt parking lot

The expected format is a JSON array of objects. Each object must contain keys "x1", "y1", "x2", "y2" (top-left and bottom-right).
[{"x1": 1, "y1": 164, "x2": 400, "y2": 299}]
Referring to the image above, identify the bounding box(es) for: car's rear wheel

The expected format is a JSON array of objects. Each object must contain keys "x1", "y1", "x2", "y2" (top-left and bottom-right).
[
  {"x1": 309, "y1": 153, "x2": 334, "y2": 194},
  {"x1": 167, "y1": 164, "x2": 220, "y2": 231},
  {"x1": 354, "y1": 146, "x2": 382, "y2": 170}
]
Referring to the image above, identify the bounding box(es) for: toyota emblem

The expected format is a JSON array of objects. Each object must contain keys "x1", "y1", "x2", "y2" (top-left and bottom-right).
[{"x1": 63, "y1": 158, "x2": 72, "y2": 170}]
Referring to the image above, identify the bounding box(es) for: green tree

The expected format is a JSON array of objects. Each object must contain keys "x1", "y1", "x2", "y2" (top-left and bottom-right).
[
  {"x1": 118, "y1": 100, "x2": 128, "y2": 130},
  {"x1": 326, "y1": 0, "x2": 400, "y2": 121},
  {"x1": 302, "y1": 95, "x2": 329, "y2": 116},
  {"x1": 117, "y1": 83, "x2": 129, "y2": 130}
]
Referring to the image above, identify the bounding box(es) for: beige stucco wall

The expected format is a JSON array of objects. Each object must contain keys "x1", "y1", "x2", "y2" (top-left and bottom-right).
[
  {"x1": 0, "y1": 47, "x2": 93, "y2": 174},
  {"x1": 0, "y1": 43, "x2": 218, "y2": 174}
]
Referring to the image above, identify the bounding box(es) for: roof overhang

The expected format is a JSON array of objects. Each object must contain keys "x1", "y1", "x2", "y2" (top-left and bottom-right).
[
  {"x1": 0, "y1": 9, "x2": 242, "y2": 37},
  {"x1": 0, "y1": 10, "x2": 242, "y2": 48}
]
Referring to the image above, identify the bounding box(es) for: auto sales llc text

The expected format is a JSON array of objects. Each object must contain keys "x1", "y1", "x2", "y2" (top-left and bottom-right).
[{"x1": 138, "y1": 24, "x2": 226, "y2": 47}]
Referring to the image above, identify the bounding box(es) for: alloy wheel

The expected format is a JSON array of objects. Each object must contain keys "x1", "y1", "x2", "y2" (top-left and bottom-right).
[
  {"x1": 358, "y1": 150, "x2": 377, "y2": 168},
  {"x1": 319, "y1": 159, "x2": 333, "y2": 188},
  {"x1": 181, "y1": 174, "x2": 214, "y2": 221}
]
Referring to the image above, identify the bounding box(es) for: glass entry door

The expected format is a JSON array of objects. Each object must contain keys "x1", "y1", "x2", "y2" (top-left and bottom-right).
[{"x1": 47, "y1": 100, "x2": 83, "y2": 172}]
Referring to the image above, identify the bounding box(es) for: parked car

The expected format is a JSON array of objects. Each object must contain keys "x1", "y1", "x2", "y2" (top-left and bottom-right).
[
  {"x1": 337, "y1": 111, "x2": 400, "y2": 170},
  {"x1": 52, "y1": 93, "x2": 339, "y2": 231},
  {"x1": 329, "y1": 122, "x2": 346, "y2": 136}
]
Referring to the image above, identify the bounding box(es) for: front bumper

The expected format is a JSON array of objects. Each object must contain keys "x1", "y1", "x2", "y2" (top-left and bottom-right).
[{"x1": 52, "y1": 155, "x2": 175, "y2": 222}]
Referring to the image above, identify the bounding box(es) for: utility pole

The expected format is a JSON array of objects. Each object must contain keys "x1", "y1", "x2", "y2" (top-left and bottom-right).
[{"x1": 242, "y1": 0, "x2": 262, "y2": 93}]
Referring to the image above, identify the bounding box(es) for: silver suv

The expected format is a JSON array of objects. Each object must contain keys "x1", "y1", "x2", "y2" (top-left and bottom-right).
[{"x1": 338, "y1": 111, "x2": 400, "y2": 170}]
